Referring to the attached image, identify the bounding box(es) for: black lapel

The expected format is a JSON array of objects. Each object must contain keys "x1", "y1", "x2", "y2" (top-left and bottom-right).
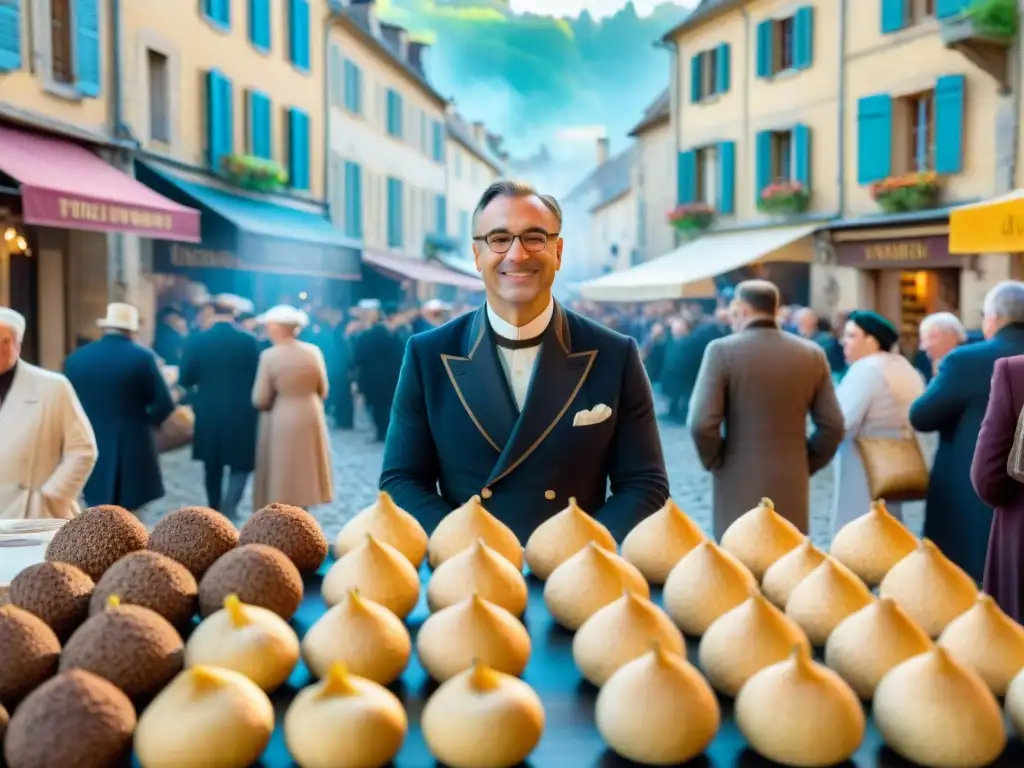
[
  {"x1": 486, "y1": 303, "x2": 597, "y2": 487},
  {"x1": 441, "y1": 306, "x2": 518, "y2": 453}
]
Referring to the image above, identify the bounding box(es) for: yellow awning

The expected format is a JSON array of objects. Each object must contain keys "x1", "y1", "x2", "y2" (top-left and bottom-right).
[
  {"x1": 949, "y1": 190, "x2": 1024, "y2": 254},
  {"x1": 578, "y1": 224, "x2": 818, "y2": 302}
]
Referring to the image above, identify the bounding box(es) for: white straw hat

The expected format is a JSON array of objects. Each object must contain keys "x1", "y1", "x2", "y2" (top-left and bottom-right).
[
  {"x1": 97, "y1": 303, "x2": 140, "y2": 332},
  {"x1": 257, "y1": 305, "x2": 309, "y2": 327}
]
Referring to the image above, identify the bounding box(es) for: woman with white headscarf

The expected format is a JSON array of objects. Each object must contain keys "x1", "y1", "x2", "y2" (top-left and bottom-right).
[{"x1": 251, "y1": 305, "x2": 333, "y2": 511}]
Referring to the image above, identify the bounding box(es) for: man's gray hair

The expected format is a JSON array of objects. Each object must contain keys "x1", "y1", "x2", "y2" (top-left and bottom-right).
[
  {"x1": 0, "y1": 307, "x2": 25, "y2": 343},
  {"x1": 983, "y1": 281, "x2": 1024, "y2": 323},
  {"x1": 472, "y1": 179, "x2": 563, "y2": 230},
  {"x1": 920, "y1": 311, "x2": 967, "y2": 341}
]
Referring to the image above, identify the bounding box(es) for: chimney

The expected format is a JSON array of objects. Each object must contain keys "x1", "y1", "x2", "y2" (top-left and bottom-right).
[
  {"x1": 596, "y1": 137, "x2": 609, "y2": 166},
  {"x1": 471, "y1": 121, "x2": 486, "y2": 144},
  {"x1": 407, "y1": 41, "x2": 429, "y2": 76},
  {"x1": 347, "y1": 0, "x2": 380, "y2": 37}
]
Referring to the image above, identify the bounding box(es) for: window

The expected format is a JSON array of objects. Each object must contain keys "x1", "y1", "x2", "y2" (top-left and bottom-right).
[
  {"x1": 697, "y1": 48, "x2": 718, "y2": 100},
  {"x1": 900, "y1": 90, "x2": 936, "y2": 172},
  {"x1": 694, "y1": 146, "x2": 718, "y2": 204},
  {"x1": 343, "y1": 60, "x2": 362, "y2": 114},
  {"x1": 50, "y1": 0, "x2": 73, "y2": 85},
  {"x1": 774, "y1": 17, "x2": 794, "y2": 72},
  {"x1": 147, "y1": 50, "x2": 170, "y2": 142},
  {"x1": 690, "y1": 44, "x2": 730, "y2": 103},
  {"x1": 770, "y1": 130, "x2": 794, "y2": 181},
  {"x1": 757, "y1": 8, "x2": 812, "y2": 77}
]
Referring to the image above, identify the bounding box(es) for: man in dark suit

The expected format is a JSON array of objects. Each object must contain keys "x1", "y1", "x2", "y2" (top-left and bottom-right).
[
  {"x1": 380, "y1": 180, "x2": 669, "y2": 542},
  {"x1": 354, "y1": 301, "x2": 404, "y2": 443},
  {"x1": 910, "y1": 280, "x2": 1024, "y2": 583},
  {"x1": 65, "y1": 303, "x2": 175, "y2": 511},
  {"x1": 179, "y1": 299, "x2": 261, "y2": 519}
]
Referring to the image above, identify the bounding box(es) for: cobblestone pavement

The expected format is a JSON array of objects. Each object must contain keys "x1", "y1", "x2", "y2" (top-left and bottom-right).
[{"x1": 144, "y1": 411, "x2": 925, "y2": 548}]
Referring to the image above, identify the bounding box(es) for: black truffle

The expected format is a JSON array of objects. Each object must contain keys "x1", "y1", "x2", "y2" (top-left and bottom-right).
[
  {"x1": 90, "y1": 551, "x2": 198, "y2": 629},
  {"x1": 46, "y1": 505, "x2": 148, "y2": 581},
  {"x1": 3, "y1": 670, "x2": 135, "y2": 768},
  {"x1": 199, "y1": 543, "x2": 303, "y2": 619},
  {"x1": 148, "y1": 506, "x2": 239, "y2": 579},
  {"x1": 0, "y1": 605, "x2": 61, "y2": 708},
  {"x1": 10, "y1": 561, "x2": 94, "y2": 640},
  {"x1": 240, "y1": 503, "x2": 329, "y2": 574},
  {"x1": 60, "y1": 601, "x2": 183, "y2": 703}
]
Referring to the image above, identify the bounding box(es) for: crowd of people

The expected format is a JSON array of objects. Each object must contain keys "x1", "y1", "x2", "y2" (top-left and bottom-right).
[{"x1": 3, "y1": 177, "x2": 1024, "y2": 626}]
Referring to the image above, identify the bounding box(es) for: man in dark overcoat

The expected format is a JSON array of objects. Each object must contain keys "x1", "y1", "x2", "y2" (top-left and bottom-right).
[
  {"x1": 910, "y1": 280, "x2": 1024, "y2": 583},
  {"x1": 379, "y1": 180, "x2": 669, "y2": 542},
  {"x1": 65, "y1": 303, "x2": 175, "y2": 511},
  {"x1": 354, "y1": 302, "x2": 404, "y2": 443},
  {"x1": 179, "y1": 299, "x2": 261, "y2": 519}
]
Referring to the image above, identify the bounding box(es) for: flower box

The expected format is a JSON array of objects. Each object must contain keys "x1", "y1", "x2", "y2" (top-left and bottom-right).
[
  {"x1": 964, "y1": 0, "x2": 1018, "y2": 40},
  {"x1": 758, "y1": 180, "x2": 810, "y2": 215},
  {"x1": 870, "y1": 172, "x2": 941, "y2": 214},
  {"x1": 220, "y1": 154, "x2": 288, "y2": 193},
  {"x1": 668, "y1": 202, "x2": 714, "y2": 233}
]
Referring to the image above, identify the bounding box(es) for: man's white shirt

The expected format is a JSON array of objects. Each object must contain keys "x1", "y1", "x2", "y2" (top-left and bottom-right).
[{"x1": 486, "y1": 300, "x2": 553, "y2": 411}]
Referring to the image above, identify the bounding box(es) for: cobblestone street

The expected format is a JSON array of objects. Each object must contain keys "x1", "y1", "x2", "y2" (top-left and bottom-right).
[{"x1": 144, "y1": 413, "x2": 925, "y2": 548}]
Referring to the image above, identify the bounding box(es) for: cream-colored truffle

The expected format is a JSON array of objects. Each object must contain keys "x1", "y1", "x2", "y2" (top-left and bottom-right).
[
  {"x1": 523, "y1": 497, "x2": 616, "y2": 580},
  {"x1": 937, "y1": 593, "x2": 1024, "y2": 696},
  {"x1": 426, "y1": 539, "x2": 528, "y2": 616},
  {"x1": 543, "y1": 542, "x2": 648, "y2": 631},
  {"x1": 720, "y1": 498, "x2": 803, "y2": 580},
  {"x1": 335, "y1": 491, "x2": 428, "y2": 567},
  {"x1": 761, "y1": 537, "x2": 826, "y2": 609},
  {"x1": 662, "y1": 540, "x2": 757, "y2": 636},
  {"x1": 620, "y1": 498, "x2": 706, "y2": 585},
  {"x1": 829, "y1": 499, "x2": 918, "y2": 586},
  {"x1": 785, "y1": 556, "x2": 874, "y2": 646},
  {"x1": 322, "y1": 534, "x2": 421, "y2": 618},
  {"x1": 427, "y1": 496, "x2": 523, "y2": 569}
]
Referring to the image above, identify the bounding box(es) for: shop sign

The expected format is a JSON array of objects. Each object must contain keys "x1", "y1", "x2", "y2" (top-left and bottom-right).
[
  {"x1": 168, "y1": 244, "x2": 238, "y2": 269},
  {"x1": 834, "y1": 235, "x2": 964, "y2": 269},
  {"x1": 21, "y1": 194, "x2": 201, "y2": 243}
]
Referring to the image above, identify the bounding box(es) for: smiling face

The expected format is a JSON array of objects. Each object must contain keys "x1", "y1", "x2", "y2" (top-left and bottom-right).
[{"x1": 472, "y1": 193, "x2": 562, "y2": 323}]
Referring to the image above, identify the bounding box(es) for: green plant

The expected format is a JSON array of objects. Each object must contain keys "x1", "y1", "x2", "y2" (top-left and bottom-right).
[
  {"x1": 870, "y1": 171, "x2": 941, "y2": 213},
  {"x1": 668, "y1": 202, "x2": 714, "y2": 232},
  {"x1": 220, "y1": 154, "x2": 288, "y2": 193},
  {"x1": 758, "y1": 180, "x2": 810, "y2": 215},
  {"x1": 965, "y1": 0, "x2": 1019, "y2": 38}
]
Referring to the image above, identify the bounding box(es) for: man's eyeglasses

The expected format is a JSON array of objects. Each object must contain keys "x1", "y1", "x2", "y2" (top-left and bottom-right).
[{"x1": 473, "y1": 231, "x2": 559, "y2": 254}]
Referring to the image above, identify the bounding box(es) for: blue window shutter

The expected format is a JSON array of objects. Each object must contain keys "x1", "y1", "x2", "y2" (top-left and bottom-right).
[
  {"x1": 435, "y1": 194, "x2": 447, "y2": 234},
  {"x1": 206, "y1": 0, "x2": 230, "y2": 27},
  {"x1": 794, "y1": 6, "x2": 814, "y2": 70},
  {"x1": 387, "y1": 177, "x2": 403, "y2": 247},
  {"x1": 0, "y1": 0, "x2": 23, "y2": 72},
  {"x1": 249, "y1": 91, "x2": 271, "y2": 159},
  {"x1": 935, "y1": 0, "x2": 969, "y2": 19},
  {"x1": 75, "y1": 0, "x2": 101, "y2": 97},
  {"x1": 718, "y1": 141, "x2": 736, "y2": 214},
  {"x1": 793, "y1": 124, "x2": 811, "y2": 189},
  {"x1": 432, "y1": 120, "x2": 444, "y2": 162},
  {"x1": 677, "y1": 151, "x2": 696, "y2": 204},
  {"x1": 289, "y1": 0, "x2": 310, "y2": 71},
  {"x1": 856, "y1": 94, "x2": 893, "y2": 183},
  {"x1": 344, "y1": 161, "x2": 362, "y2": 239},
  {"x1": 935, "y1": 74, "x2": 966, "y2": 174},
  {"x1": 249, "y1": 0, "x2": 270, "y2": 50},
  {"x1": 289, "y1": 109, "x2": 310, "y2": 190},
  {"x1": 756, "y1": 20, "x2": 773, "y2": 77},
  {"x1": 207, "y1": 70, "x2": 233, "y2": 170},
  {"x1": 221, "y1": 76, "x2": 234, "y2": 163},
  {"x1": 755, "y1": 130, "x2": 773, "y2": 199},
  {"x1": 881, "y1": 0, "x2": 908, "y2": 33},
  {"x1": 690, "y1": 54, "x2": 701, "y2": 102},
  {"x1": 716, "y1": 44, "x2": 730, "y2": 93}
]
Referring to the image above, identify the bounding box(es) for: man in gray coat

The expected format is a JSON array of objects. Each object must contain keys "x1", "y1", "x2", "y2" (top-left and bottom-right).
[{"x1": 689, "y1": 280, "x2": 844, "y2": 537}]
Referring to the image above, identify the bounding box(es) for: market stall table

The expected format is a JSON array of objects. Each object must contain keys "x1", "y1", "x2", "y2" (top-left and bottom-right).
[{"x1": 136, "y1": 561, "x2": 1024, "y2": 767}]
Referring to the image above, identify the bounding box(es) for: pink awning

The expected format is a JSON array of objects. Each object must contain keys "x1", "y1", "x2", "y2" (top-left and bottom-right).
[
  {"x1": 0, "y1": 125, "x2": 200, "y2": 242},
  {"x1": 363, "y1": 249, "x2": 483, "y2": 290}
]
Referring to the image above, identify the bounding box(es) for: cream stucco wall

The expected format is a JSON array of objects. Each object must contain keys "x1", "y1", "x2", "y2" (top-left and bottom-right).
[
  {"x1": 844, "y1": 8, "x2": 1001, "y2": 216},
  {"x1": 633, "y1": 120, "x2": 675, "y2": 261},
  {"x1": 120, "y1": 0, "x2": 327, "y2": 199},
  {"x1": 328, "y1": 22, "x2": 446, "y2": 258},
  {"x1": 671, "y1": 0, "x2": 840, "y2": 223},
  {"x1": 446, "y1": 140, "x2": 500, "y2": 255},
  {"x1": 589, "y1": 192, "x2": 638, "y2": 273}
]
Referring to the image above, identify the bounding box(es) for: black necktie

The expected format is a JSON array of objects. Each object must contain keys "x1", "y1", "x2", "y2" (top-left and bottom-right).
[{"x1": 493, "y1": 333, "x2": 543, "y2": 350}]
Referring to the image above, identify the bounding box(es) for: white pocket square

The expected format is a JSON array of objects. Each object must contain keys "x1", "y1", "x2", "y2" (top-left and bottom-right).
[{"x1": 573, "y1": 403, "x2": 612, "y2": 427}]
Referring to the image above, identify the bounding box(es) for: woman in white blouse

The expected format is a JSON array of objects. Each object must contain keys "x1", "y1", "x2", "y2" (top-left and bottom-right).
[{"x1": 831, "y1": 310, "x2": 926, "y2": 531}]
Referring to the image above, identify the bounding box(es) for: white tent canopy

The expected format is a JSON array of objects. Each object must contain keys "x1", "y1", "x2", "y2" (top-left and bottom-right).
[{"x1": 579, "y1": 224, "x2": 820, "y2": 302}]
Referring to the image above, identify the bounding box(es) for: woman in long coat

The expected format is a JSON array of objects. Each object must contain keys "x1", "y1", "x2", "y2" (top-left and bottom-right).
[
  {"x1": 252, "y1": 306, "x2": 333, "y2": 511},
  {"x1": 831, "y1": 311, "x2": 926, "y2": 530}
]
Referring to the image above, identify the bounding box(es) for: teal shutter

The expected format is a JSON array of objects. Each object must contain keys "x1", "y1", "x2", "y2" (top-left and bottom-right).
[
  {"x1": 0, "y1": 0, "x2": 22, "y2": 72},
  {"x1": 755, "y1": 130, "x2": 773, "y2": 199},
  {"x1": 935, "y1": 0, "x2": 969, "y2": 19},
  {"x1": 856, "y1": 94, "x2": 893, "y2": 183},
  {"x1": 386, "y1": 89, "x2": 403, "y2": 136},
  {"x1": 249, "y1": 0, "x2": 270, "y2": 50},
  {"x1": 793, "y1": 124, "x2": 811, "y2": 189},
  {"x1": 677, "y1": 150, "x2": 696, "y2": 204},
  {"x1": 344, "y1": 162, "x2": 363, "y2": 239},
  {"x1": 718, "y1": 141, "x2": 736, "y2": 214},
  {"x1": 435, "y1": 194, "x2": 447, "y2": 234},
  {"x1": 344, "y1": 60, "x2": 362, "y2": 112},
  {"x1": 793, "y1": 6, "x2": 814, "y2": 70},
  {"x1": 432, "y1": 121, "x2": 444, "y2": 162},
  {"x1": 756, "y1": 20, "x2": 773, "y2": 77},
  {"x1": 288, "y1": 109, "x2": 310, "y2": 190},
  {"x1": 690, "y1": 54, "x2": 701, "y2": 102},
  {"x1": 75, "y1": 0, "x2": 100, "y2": 97},
  {"x1": 206, "y1": 70, "x2": 233, "y2": 170},
  {"x1": 248, "y1": 91, "x2": 271, "y2": 158},
  {"x1": 934, "y1": 74, "x2": 966, "y2": 174},
  {"x1": 881, "y1": 0, "x2": 907, "y2": 33},
  {"x1": 205, "y1": 0, "x2": 230, "y2": 27},
  {"x1": 387, "y1": 177, "x2": 403, "y2": 247},
  {"x1": 715, "y1": 44, "x2": 730, "y2": 93},
  {"x1": 289, "y1": 0, "x2": 310, "y2": 71}
]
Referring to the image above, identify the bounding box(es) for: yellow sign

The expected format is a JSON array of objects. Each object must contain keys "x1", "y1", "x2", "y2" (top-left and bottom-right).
[
  {"x1": 57, "y1": 197, "x2": 175, "y2": 232},
  {"x1": 169, "y1": 244, "x2": 237, "y2": 269},
  {"x1": 949, "y1": 191, "x2": 1024, "y2": 254},
  {"x1": 864, "y1": 241, "x2": 929, "y2": 262}
]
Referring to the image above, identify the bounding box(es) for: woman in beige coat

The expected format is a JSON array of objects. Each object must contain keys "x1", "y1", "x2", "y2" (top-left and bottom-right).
[{"x1": 251, "y1": 305, "x2": 333, "y2": 510}]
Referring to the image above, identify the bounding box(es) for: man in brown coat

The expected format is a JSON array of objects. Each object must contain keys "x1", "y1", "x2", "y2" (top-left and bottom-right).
[{"x1": 689, "y1": 280, "x2": 844, "y2": 537}]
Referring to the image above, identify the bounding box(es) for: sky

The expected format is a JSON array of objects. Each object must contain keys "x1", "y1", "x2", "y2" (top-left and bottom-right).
[{"x1": 509, "y1": 0, "x2": 671, "y2": 20}]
